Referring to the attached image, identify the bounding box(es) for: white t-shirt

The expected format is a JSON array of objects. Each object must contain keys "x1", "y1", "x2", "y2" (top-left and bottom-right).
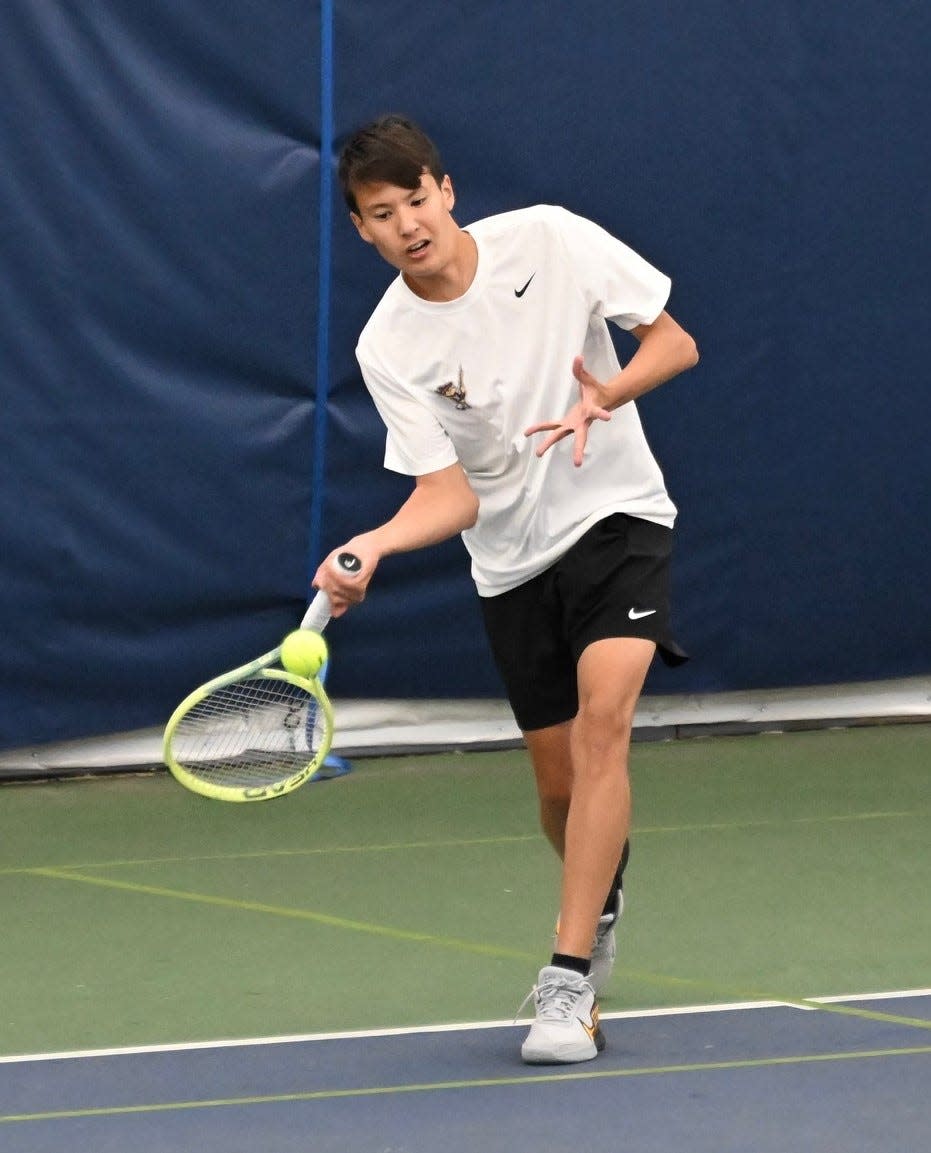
[{"x1": 355, "y1": 204, "x2": 676, "y2": 597}]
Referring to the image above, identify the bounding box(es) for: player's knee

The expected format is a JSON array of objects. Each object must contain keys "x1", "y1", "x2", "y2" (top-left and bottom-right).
[
  {"x1": 536, "y1": 775, "x2": 572, "y2": 810},
  {"x1": 575, "y1": 696, "x2": 636, "y2": 753},
  {"x1": 560, "y1": 704, "x2": 632, "y2": 794}
]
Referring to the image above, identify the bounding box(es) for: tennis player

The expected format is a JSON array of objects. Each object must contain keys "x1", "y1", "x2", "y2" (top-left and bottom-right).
[{"x1": 314, "y1": 115, "x2": 698, "y2": 1064}]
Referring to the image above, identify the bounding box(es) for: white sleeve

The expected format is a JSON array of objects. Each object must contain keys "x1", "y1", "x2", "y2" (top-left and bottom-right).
[
  {"x1": 552, "y1": 207, "x2": 671, "y2": 330},
  {"x1": 357, "y1": 354, "x2": 459, "y2": 477}
]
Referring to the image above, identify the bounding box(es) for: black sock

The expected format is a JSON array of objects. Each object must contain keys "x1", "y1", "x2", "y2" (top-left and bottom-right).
[
  {"x1": 619, "y1": 837, "x2": 631, "y2": 882},
  {"x1": 600, "y1": 839, "x2": 631, "y2": 919},
  {"x1": 550, "y1": 952, "x2": 590, "y2": 977}
]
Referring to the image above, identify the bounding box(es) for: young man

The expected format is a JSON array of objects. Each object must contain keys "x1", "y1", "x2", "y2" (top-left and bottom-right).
[{"x1": 315, "y1": 115, "x2": 698, "y2": 1064}]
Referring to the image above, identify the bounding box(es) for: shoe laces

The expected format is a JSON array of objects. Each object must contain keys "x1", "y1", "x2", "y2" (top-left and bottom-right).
[{"x1": 516, "y1": 973, "x2": 589, "y2": 1022}]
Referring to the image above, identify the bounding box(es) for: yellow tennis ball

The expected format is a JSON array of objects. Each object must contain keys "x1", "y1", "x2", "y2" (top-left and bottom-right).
[{"x1": 280, "y1": 630, "x2": 328, "y2": 677}]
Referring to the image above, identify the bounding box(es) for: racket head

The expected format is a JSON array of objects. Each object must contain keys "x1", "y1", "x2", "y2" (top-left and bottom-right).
[{"x1": 163, "y1": 667, "x2": 334, "y2": 802}]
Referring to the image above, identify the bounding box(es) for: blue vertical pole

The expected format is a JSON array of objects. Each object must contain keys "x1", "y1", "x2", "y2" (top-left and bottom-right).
[
  {"x1": 308, "y1": 0, "x2": 334, "y2": 573},
  {"x1": 308, "y1": 1, "x2": 351, "y2": 779}
]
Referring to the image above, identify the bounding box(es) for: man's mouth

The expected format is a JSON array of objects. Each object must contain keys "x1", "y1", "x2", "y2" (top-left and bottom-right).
[{"x1": 407, "y1": 240, "x2": 429, "y2": 255}]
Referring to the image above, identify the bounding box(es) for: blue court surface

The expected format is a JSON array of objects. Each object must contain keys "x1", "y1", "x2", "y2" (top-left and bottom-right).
[{"x1": 3, "y1": 992, "x2": 929, "y2": 1153}]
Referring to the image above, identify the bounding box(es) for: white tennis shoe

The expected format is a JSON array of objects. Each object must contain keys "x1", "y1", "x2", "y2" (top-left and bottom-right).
[
  {"x1": 519, "y1": 966, "x2": 605, "y2": 1064},
  {"x1": 588, "y1": 888, "x2": 624, "y2": 993}
]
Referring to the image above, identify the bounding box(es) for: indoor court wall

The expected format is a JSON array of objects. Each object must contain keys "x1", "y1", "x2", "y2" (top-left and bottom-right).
[{"x1": 1, "y1": 2, "x2": 929, "y2": 752}]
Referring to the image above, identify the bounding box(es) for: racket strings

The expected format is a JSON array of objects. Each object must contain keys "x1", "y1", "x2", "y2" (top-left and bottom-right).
[{"x1": 168, "y1": 676, "x2": 326, "y2": 789}]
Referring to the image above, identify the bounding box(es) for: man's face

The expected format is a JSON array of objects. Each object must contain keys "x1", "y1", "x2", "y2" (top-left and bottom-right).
[{"x1": 349, "y1": 171, "x2": 458, "y2": 281}]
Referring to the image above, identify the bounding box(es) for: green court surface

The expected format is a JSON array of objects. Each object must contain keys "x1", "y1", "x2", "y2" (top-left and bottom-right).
[{"x1": 1, "y1": 723, "x2": 928, "y2": 1058}]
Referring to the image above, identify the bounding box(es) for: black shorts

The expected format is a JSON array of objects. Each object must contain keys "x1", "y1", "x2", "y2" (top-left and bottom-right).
[{"x1": 479, "y1": 513, "x2": 688, "y2": 732}]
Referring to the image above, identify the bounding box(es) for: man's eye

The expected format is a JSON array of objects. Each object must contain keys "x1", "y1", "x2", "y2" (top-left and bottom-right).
[{"x1": 411, "y1": 197, "x2": 426, "y2": 207}]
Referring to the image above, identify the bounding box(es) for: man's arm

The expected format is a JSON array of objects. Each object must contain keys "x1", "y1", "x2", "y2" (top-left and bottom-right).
[
  {"x1": 526, "y1": 310, "x2": 699, "y2": 466},
  {"x1": 312, "y1": 462, "x2": 478, "y2": 615},
  {"x1": 608, "y1": 310, "x2": 700, "y2": 406}
]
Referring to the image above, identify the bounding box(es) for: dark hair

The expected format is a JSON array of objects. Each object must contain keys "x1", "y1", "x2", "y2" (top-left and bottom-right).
[{"x1": 338, "y1": 115, "x2": 446, "y2": 214}]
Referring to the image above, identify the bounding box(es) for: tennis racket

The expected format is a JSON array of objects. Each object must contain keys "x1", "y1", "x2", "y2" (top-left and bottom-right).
[{"x1": 163, "y1": 552, "x2": 361, "y2": 802}]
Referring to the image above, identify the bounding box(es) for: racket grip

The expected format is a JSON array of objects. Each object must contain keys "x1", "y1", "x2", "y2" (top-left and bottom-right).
[
  {"x1": 300, "y1": 590, "x2": 332, "y2": 633},
  {"x1": 299, "y1": 552, "x2": 362, "y2": 633}
]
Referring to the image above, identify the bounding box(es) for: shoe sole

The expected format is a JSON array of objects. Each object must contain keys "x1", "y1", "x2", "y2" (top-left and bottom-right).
[{"x1": 521, "y1": 1026, "x2": 606, "y2": 1065}]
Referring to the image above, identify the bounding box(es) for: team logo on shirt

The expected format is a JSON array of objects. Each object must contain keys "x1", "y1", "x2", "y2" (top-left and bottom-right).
[{"x1": 435, "y1": 366, "x2": 470, "y2": 409}]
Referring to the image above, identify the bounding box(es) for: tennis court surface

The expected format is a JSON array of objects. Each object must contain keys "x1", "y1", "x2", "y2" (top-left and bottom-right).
[{"x1": 2, "y1": 723, "x2": 929, "y2": 1150}]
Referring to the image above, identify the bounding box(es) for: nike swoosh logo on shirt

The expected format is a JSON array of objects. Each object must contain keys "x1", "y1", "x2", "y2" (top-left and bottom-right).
[{"x1": 514, "y1": 274, "x2": 535, "y2": 298}]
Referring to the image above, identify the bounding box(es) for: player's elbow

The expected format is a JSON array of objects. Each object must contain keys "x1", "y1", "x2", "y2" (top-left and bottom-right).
[
  {"x1": 461, "y1": 489, "x2": 480, "y2": 530},
  {"x1": 679, "y1": 330, "x2": 699, "y2": 371},
  {"x1": 453, "y1": 470, "x2": 480, "y2": 530}
]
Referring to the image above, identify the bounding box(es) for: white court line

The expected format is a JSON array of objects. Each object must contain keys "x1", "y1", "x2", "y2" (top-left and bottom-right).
[
  {"x1": 2, "y1": 988, "x2": 929, "y2": 1066},
  {"x1": 811, "y1": 989, "x2": 931, "y2": 1004}
]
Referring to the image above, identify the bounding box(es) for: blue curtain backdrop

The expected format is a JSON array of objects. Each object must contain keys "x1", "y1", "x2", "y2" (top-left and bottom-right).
[{"x1": 1, "y1": 1, "x2": 929, "y2": 749}]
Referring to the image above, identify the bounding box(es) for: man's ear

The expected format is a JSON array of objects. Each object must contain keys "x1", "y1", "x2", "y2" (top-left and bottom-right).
[
  {"x1": 441, "y1": 174, "x2": 455, "y2": 211},
  {"x1": 350, "y1": 211, "x2": 374, "y2": 244}
]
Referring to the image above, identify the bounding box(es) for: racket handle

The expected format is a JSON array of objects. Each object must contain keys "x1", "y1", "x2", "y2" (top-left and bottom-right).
[
  {"x1": 298, "y1": 551, "x2": 362, "y2": 633},
  {"x1": 300, "y1": 590, "x2": 332, "y2": 633}
]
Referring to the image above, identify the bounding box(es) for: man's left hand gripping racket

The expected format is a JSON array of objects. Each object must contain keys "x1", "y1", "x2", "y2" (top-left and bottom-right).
[{"x1": 163, "y1": 552, "x2": 361, "y2": 802}]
